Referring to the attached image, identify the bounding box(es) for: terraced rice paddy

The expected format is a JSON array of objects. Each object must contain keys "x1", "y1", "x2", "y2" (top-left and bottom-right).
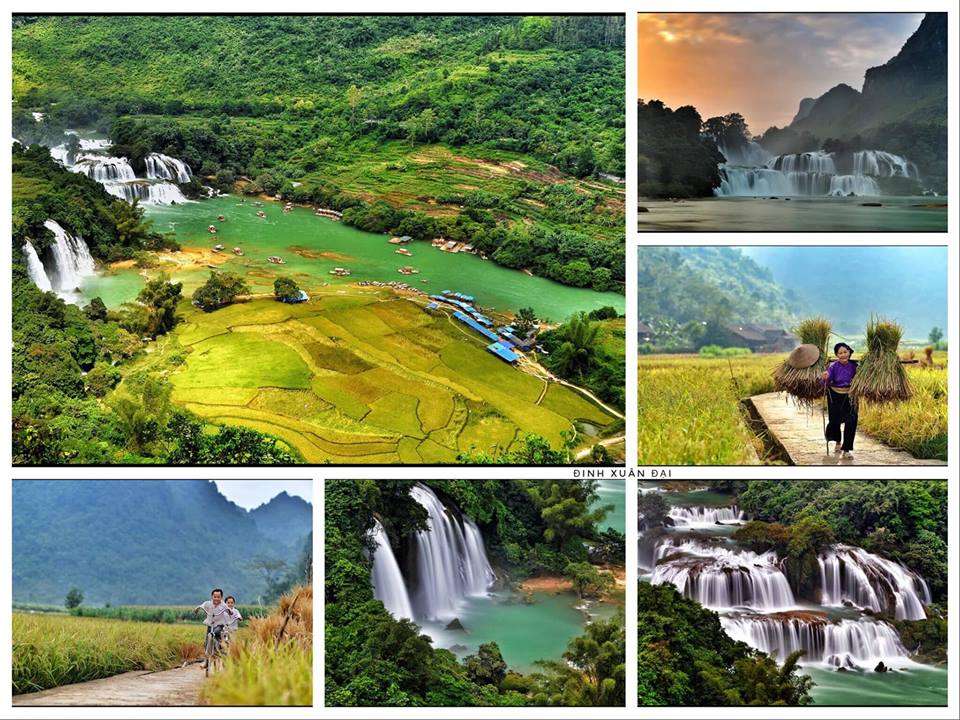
[
  {"x1": 638, "y1": 352, "x2": 948, "y2": 465},
  {"x1": 152, "y1": 289, "x2": 616, "y2": 463}
]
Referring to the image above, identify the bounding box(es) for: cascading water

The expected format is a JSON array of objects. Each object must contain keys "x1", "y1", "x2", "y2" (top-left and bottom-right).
[
  {"x1": 72, "y1": 155, "x2": 137, "y2": 182},
  {"x1": 369, "y1": 518, "x2": 414, "y2": 620},
  {"x1": 410, "y1": 483, "x2": 495, "y2": 621},
  {"x1": 37, "y1": 220, "x2": 96, "y2": 301},
  {"x1": 721, "y1": 613, "x2": 910, "y2": 669},
  {"x1": 145, "y1": 152, "x2": 193, "y2": 183},
  {"x1": 651, "y1": 544, "x2": 796, "y2": 611},
  {"x1": 52, "y1": 140, "x2": 191, "y2": 206},
  {"x1": 668, "y1": 505, "x2": 745, "y2": 528},
  {"x1": 714, "y1": 142, "x2": 919, "y2": 198},
  {"x1": 819, "y1": 545, "x2": 929, "y2": 621},
  {"x1": 22, "y1": 242, "x2": 53, "y2": 292}
]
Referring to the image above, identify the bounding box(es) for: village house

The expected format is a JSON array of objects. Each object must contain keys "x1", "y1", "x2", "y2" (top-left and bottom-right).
[{"x1": 722, "y1": 323, "x2": 796, "y2": 353}]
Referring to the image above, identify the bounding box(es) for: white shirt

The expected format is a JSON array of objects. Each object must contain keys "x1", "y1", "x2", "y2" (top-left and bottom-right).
[
  {"x1": 196, "y1": 599, "x2": 237, "y2": 627},
  {"x1": 224, "y1": 607, "x2": 242, "y2": 631}
]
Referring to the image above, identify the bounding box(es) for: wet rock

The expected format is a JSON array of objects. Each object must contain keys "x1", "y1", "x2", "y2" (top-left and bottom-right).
[
  {"x1": 445, "y1": 618, "x2": 466, "y2": 631},
  {"x1": 860, "y1": 202, "x2": 883, "y2": 207},
  {"x1": 638, "y1": 206, "x2": 649, "y2": 213},
  {"x1": 449, "y1": 644, "x2": 469, "y2": 652},
  {"x1": 875, "y1": 661, "x2": 888, "y2": 673},
  {"x1": 836, "y1": 666, "x2": 848, "y2": 672}
]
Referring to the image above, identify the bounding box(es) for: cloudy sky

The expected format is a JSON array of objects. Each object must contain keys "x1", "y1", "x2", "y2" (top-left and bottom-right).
[
  {"x1": 638, "y1": 13, "x2": 923, "y2": 133},
  {"x1": 215, "y1": 480, "x2": 313, "y2": 510}
]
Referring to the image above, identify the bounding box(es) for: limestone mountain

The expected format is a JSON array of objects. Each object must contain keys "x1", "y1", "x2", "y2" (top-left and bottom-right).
[{"x1": 12, "y1": 480, "x2": 312, "y2": 605}]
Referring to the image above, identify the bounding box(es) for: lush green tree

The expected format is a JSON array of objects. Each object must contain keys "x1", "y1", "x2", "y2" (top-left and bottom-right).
[
  {"x1": 464, "y1": 642, "x2": 508, "y2": 688},
  {"x1": 564, "y1": 561, "x2": 613, "y2": 599},
  {"x1": 192, "y1": 271, "x2": 249, "y2": 312},
  {"x1": 65, "y1": 587, "x2": 83, "y2": 609},
  {"x1": 273, "y1": 276, "x2": 302, "y2": 302}
]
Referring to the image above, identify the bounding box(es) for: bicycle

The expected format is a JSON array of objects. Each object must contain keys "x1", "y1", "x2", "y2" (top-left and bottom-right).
[{"x1": 203, "y1": 625, "x2": 226, "y2": 677}]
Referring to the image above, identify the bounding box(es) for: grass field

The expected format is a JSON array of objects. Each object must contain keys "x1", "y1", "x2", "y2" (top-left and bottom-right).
[
  {"x1": 201, "y1": 586, "x2": 312, "y2": 706},
  {"x1": 12, "y1": 613, "x2": 202, "y2": 695},
  {"x1": 69, "y1": 604, "x2": 271, "y2": 624},
  {"x1": 638, "y1": 352, "x2": 948, "y2": 465},
  {"x1": 127, "y1": 287, "x2": 617, "y2": 463}
]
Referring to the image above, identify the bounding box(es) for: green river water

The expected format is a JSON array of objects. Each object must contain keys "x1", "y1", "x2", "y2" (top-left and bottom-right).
[
  {"x1": 595, "y1": 479, "x2": 625, "y2": 533},
  {"x1": 82, "y1": 196, "x2": 624, "y2": 321},
  {"x1": 420, "y1": 591, "x2": 617, "y2": 673},
  {"x1": 638, "y1": 196, "x2": 947, "y2": 232},
  {"x1": 640, "y1": 488, "x2": 948, "y2": 706}
]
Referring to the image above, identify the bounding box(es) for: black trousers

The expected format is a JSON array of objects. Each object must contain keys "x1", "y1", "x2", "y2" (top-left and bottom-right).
[{"x1": 825, "y1": 388, "x2": 858, "y2": 451}]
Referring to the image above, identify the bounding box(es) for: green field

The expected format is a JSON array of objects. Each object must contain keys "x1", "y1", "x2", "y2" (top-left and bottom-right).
[
  {"x1": 638, "y1": 352, "x2": 948, "y2": 464},
  {"x1": 125, "y1": 288, "x2": 617, "y2": 463}
]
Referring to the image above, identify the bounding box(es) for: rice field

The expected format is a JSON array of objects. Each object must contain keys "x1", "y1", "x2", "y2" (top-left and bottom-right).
[
  {"x1": 638, "y1": 352, "x2": 948, "y2": 464},
  {"x1": 201, "y1": 586, "x2": 312, "y2": 706},
  {"x1": 69, "y1": 604, "x2": 271, "y2": 624},
  {"x1": 12, "y1": 613, "x2": 202, "y2": 695},
  {"x1": 134, "y1": 288, "x2": 617, "y2": 463}
]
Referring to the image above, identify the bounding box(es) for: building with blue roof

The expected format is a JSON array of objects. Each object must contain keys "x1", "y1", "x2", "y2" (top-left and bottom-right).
[
  {"x1": 486, "y1": 341, "x2": 519, "y2": 363},
  {"x1": 453, "y1": 311, "x2": 500, "y2": 341}
]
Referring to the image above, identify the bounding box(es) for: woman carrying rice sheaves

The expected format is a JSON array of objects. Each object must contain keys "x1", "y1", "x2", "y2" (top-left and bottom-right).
[{"x1": 822, "y1": 341, "x2": 859, "y2": 458}]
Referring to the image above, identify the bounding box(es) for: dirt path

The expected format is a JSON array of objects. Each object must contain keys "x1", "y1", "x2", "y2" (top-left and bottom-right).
[
  {"x1": 745, "y1": 392, "x2": 946, "y2": 466},
  {"x1": 13, "y1": 665, "x2": 206, "y2": 707}
]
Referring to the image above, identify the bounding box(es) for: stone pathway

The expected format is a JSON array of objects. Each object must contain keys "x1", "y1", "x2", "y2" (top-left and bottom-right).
[
  {"x1": 745, "y1": 392, "x2": 946, "y2": 466},
  {"x1": 13, "y1": 665, "x2": 205, "y2": 707}
]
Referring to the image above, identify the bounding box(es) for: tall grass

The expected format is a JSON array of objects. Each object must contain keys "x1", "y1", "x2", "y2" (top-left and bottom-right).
[
  {"x1": 201, "y1": 586, "x2": 312, "y2": 706},
  {"x1": 637, "y1": 354, "x2": 776, "y2": 464},
  {"x1": 858, "y1": 355, "x2": 948, "y2": 460},
  {"x1": 70, "y1": 604, "x2": 271, "y2": 624},
  {"x1": 12, "y1": 613, "x2": 202, "y2": 695}
]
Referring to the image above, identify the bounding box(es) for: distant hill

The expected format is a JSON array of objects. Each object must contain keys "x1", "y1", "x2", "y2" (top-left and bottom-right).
[
  {"x1": 12, "y1": 480, "x2": 312, "y2": 605},
  {"x1": 740, "y1": 247, "x2": 947, "y2": 339},
  {"x1": 789, "y1": 14, "x2": 946, "y2": 138},
  {"x1": 249, "y1": 491, "x2": 313, "y2": 549},
  {"x1": 637, "y1": 247, "x2": 800, "y2": 331}
]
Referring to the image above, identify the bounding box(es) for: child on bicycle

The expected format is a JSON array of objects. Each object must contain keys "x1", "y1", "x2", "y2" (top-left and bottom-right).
[
  {"x1": 222, "y1": 595, "x2": 243, "y2": 645},
  {"x1": 193, "y1": 587, "x2": 237, "y2": 645}
]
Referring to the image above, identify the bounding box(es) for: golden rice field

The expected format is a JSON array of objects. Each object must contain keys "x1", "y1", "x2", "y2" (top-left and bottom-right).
[
  {"x1": 127, "y1": 288, "x2": 616, "y2": 463},
  {"x1": 201, "y1": 586, "x2": 312, "y2": 706},
  {"x1": 638, "y1": 352, "x2": 948, "y2": 464},
  {"x1": 12, "y1": 613, "x2": 202, "y2": 695}
]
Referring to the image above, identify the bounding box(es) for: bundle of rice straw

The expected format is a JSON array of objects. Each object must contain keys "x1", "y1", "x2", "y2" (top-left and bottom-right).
[
  {"x1": 772, "y1": 317, "x2": 831, "y2": 402},
  {"x1": 850, "y1": 317, "x2": 912, "y2": 403}
]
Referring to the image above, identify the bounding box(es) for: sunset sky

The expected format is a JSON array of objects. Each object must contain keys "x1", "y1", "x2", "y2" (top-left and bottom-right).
[{"x1": 638, "y1": 13, "x2": 923, "y2": 134}]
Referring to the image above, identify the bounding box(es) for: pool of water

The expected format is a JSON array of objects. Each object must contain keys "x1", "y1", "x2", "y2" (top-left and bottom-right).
[
  {"x1": 419, "y1": 590, "x2": 615, "y2": 672},
  {"x1": 638, "y1": 196, "x2": 947, "y2": 232},
  {"x1": 805, "y1": 665, "x2": 947, "y2": 706},
  {"x1": 595, "y1": 479, "x2": 625, "y2": 533},
  {"x1": 82, "y1": 196, "x2": 624, "y2": 320}
]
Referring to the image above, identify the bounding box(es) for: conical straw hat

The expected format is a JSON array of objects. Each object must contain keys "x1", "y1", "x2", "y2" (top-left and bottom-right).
[{"x1": 787, "y1": 343, "x2": 821, "y2": 369}]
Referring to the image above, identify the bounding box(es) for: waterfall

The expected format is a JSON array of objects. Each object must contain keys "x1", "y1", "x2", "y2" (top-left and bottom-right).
[
  {"x1": 818, "y1": 545, "x2": 928, "y2": 620},
  {"x1": 410, "y1": 483, "x2": 495, "y2": 621},
  {"x1": 22, "y1": 242, "x2": 53, "y2": 291},
  {"x1": 721, "y1": 613, "x2": 909, "y2": 669},
  {"x1": 145, "y1": 153, "x2": 193, "y2": 183},
  {"x1": 668, "y1": 505, "x2": 745, "y2": 528},
  {"x1": 370, "y1": 519, "x2": 414, "y2": 620},
  {"x1": 715, "y1": 146, "x2": 919, "y2": 198},
  {"x1": 40, "y1": 220, "x2": 96, "y2": 300},
  {"x1": 101, "y1": 180, "x2": 187, "y2": 205},
  {"x1": 71, "y1": 155, "x2": 137, "y2": 182},
  {"x1": 651, "y1": 544, "x2": 795, "y2": 611}
]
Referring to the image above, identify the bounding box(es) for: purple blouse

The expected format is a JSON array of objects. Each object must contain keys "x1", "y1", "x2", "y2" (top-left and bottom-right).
[{"x1": 825, "y1": 360, "x2": 857, "y2": 388}]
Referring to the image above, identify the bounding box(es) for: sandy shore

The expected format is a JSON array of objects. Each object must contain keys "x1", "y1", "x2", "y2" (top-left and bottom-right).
[
  {"x1": 518, "y1": 575, "x2": 574, "y2": 593},
  {"x1": 107, "y1": 246, "x2": 231, "y2": 273}
]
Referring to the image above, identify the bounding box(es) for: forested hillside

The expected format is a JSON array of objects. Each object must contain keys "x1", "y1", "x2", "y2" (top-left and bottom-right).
[
  {"x1": 12, "y1": 480, "x2": 312, "y2": 604},
  {"x1": 13, "y1": 15, "x2": 625, "y2": 289},
  {"x1": 637, "y1": 247, "x2": 800, "y2": 349}
]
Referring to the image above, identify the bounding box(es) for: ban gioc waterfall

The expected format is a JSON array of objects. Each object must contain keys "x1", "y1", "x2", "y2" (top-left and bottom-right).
[
  {"x1": 17, "y1": 131, "x2": 198, "y2": 303},
  {"x1": 639, "y1": 482, "x2": 947, "y2": 705}
]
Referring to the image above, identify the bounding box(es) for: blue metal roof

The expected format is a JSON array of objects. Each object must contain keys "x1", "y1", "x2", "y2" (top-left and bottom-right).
[
  {"x1": 425, "y1": 302, "x2": 439, "y2": 310},
  {"x1": 453, "y1": 311, "x2": 500, "y2": 341},
  {"x1": 486, "y1": 341, "x2": 519, "y2": 363}
]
